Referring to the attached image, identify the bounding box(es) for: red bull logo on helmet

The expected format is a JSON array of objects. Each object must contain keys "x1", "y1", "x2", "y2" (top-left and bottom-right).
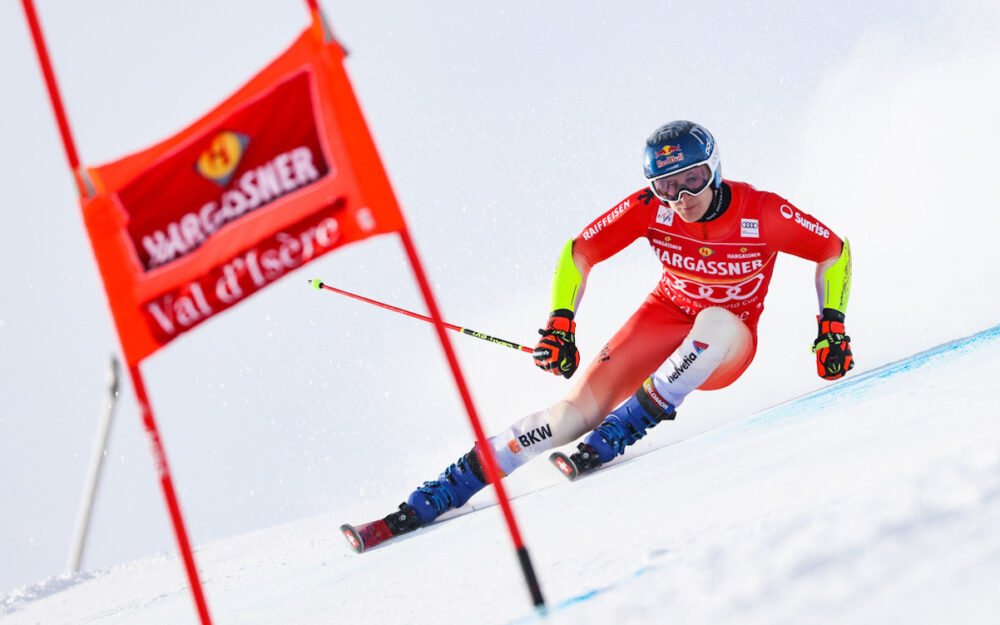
[{"x1": 655, "y1": 144, "x2": 684, "y2": 168}]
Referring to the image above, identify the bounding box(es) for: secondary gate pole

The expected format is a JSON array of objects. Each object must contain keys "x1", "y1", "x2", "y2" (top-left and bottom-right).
[{"x1": 67, "y1": 355, "x2": 121, "y2": 573}]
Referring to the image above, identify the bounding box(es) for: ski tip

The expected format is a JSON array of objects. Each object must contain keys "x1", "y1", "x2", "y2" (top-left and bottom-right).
[
  {"x1": 549, "y1": 451, "x2": 579, "y2": 481},
  {"x1": 310, "y1": 278, "x2": 324, "y2": 290},
  {"x1": 340, "y1": 523, "x2": 365, "y2": 554}
]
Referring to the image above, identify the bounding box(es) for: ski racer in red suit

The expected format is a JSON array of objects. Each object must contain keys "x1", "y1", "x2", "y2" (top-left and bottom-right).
[{"x1": 384, "y1": 121, "x2": 854, "y2": 534}]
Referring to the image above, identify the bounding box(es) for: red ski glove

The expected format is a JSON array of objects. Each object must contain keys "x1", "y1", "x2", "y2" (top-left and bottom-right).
[
  {"x1": 812, "y1": 309, "x2": 854, "y2": 380},
  {"x1": 533, "y1": 310, "x2": 580, "y2": 379}
]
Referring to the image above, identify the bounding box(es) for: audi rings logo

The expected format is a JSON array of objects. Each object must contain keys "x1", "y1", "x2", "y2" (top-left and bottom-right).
[
  {"x1": 665, "y1": 273, "x2": 766, "y2": 304},
  {"x1": 780, "y1": 204, "x2": 794, "y2": 219}
]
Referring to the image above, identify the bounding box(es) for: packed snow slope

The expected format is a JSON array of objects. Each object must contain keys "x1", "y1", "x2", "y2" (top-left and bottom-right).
[{"x1": 4, "y1": 324, "x2": 999, "y2": 625}]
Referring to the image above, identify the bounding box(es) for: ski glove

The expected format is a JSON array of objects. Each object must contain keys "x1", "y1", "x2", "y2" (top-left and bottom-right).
[
  {"x1": 533, "y1": 310, "x2": 580, "y2": 379},
  {"x1": 812, "y1": 309, "x2": 854, "y2": 380}
]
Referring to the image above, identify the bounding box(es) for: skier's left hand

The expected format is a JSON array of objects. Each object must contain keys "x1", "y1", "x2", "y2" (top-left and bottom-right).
[{"x1": 812, "y1": 309, "x2": 854, "y2": 380}]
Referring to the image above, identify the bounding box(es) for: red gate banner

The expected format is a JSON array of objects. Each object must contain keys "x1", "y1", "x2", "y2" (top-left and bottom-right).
[{"x1": 81, "y1": 25, "x2": 405, "y2": 365}]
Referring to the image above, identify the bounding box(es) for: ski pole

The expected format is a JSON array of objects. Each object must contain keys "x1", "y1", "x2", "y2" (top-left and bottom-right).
[{"x1": 310, "y1": 279, "x2": 534, "y2": 354}]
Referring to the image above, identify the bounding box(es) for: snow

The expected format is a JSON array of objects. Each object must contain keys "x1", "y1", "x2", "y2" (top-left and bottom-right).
[{"x1": 4, "y1": 326, "x2": 999, "y2": 624}]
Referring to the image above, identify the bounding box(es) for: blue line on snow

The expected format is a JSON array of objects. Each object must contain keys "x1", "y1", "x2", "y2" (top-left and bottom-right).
[
  {"x1": 699, "y1": 322, "x2": 1000, "y2": 440},
  {"x1": 503, "y1": 566, "x2": 658, "y2": 624}
]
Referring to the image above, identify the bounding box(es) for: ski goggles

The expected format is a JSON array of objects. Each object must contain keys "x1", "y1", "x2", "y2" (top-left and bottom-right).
[{"x1": 649, "y1": 163, "x2": 713, "y2": 202}]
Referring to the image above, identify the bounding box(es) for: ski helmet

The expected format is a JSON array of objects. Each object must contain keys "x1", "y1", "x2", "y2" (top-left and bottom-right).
[{"x1": 643, "y1": 121, "x2": 721, "y2": 203}]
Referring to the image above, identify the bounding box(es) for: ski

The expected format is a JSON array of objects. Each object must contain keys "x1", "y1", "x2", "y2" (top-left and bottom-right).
[
  {"x1": 549, "y1": 444, "x2": 604, "y2": 482},
  {"x1": 341, "y1": 503, "x2": 423, "y2": 554},
  {"x1": 344, "y1": 445, "x2": 606, "y2": 553},
  {"x1": 549, "y1": 451, "x2": 580, "y2": 481},
  {"x1": 340, "y1": 520, "x2": 394, "y2": 554}
]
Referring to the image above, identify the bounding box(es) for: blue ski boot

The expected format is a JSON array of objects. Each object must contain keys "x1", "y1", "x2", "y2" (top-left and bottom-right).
[
  {"x1": 406, "y1": 447, "x2": 489, "y2": 525},
  {"x1": 555, "y1": 378, "x2": 676, "y2": 479}
]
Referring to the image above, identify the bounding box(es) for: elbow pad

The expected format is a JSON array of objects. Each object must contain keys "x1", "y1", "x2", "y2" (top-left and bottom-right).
[
  {"x1": 823, "y1": 238, "x2": 852, "y2": 316},
  {"x1": 549, "y1": 239, "x2": 583, "y2": 315}
]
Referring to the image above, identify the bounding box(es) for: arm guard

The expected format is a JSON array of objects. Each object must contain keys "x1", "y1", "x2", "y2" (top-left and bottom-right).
[
  {"x1": 549, "y1": 239, "x2": 584, "y2": 315},
  {"x1": 822, "y1": 238, "x2": 852, "y2": 316}
]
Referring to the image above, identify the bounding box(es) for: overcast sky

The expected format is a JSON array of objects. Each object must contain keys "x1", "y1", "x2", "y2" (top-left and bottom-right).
[{"x1": 2, "y1": 0, "x2": 999, "y2": 593}]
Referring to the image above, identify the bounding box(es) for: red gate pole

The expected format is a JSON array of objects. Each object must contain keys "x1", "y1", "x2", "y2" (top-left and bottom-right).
[
  {"x1": 21, "y1": 2, "x2": 213, "y2": 622},
  {"x1": 128, "y1": 364, "x2": 214, "y2": 625},
  {"x1": 20, "y1": 0, "x2": 92, "y2": 198},
  {"x1": 305, "y1": 0, "x2": 544, "y2": 607},
  {"x1": 398, "y1": 229, "x2": 546, "y2": 608}
]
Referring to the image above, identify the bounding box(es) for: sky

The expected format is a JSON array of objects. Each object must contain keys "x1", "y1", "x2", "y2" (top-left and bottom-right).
[{"x1": 2, "y1": 0, "x2": 999, "y2": 593}]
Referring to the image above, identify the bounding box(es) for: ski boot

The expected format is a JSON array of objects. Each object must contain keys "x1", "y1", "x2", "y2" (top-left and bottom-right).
[
  {"x1": 341, "y1": 448, "x2": 489, "y2": 553},
  {"x1": 406, "y1": 447, "x2": 489, "y2": 525},
  {"x1": 550, "y1": 378, "x2": 676, "y2": 481}
]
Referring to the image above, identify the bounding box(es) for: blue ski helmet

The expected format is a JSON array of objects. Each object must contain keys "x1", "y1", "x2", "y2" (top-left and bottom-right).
[{"x1": 643, "y1": 121, "x2": 721, "y2": 202}]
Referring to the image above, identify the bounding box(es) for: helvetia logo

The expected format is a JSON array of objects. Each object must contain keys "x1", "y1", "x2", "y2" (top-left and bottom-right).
[
  {"x1": 667, "y1": 349, "x2": 701, "y2": 383},
  {"x1": 693, "y1": 340, "x2": 709, "y2": 354},
  {"x1": 196, "y1": 130, "x2": 250, "y2": 186}
]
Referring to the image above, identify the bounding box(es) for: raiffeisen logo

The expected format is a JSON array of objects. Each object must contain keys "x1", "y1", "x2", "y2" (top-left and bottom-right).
[{"x1": 196, "y1": 131, "x2": 250, "y2": 186}]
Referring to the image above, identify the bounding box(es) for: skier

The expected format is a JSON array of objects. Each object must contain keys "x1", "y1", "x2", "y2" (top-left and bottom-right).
[{"x1": 371, "y1": 120, "x2": 854, "y2": 539}]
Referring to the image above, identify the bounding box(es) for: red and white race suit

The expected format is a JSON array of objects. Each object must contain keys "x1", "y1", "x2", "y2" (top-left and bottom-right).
[{"x1": 563, "y1": 180, "x2": 844, "y2": 418}]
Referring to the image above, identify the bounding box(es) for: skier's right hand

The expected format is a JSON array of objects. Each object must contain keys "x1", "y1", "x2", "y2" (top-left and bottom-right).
[{"x1": 533, "y1": 310, "x2": 580, "y2": 378}]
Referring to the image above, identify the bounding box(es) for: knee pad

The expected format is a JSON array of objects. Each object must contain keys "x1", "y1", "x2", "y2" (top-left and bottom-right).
[{"x1": 692, "y1": 307, "x2": 754, "y2": 390}]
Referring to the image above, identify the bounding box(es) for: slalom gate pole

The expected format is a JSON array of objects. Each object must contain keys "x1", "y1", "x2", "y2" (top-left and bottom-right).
[
  {"x1": 397, "y1": 229, "x2": 546, "y2": 608},
  {"x1": 22, "y1": 2, "x2": 213, "y2": 622},
  {"x1": 128, "y1": 364, "x2": 214, "y2": 625},
  {"x1": 310, "y1": 279, "x2": 534, "y2": 355},
  {"x1": 20, "y1": 0, "x2": 93, "y2": 198}
]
